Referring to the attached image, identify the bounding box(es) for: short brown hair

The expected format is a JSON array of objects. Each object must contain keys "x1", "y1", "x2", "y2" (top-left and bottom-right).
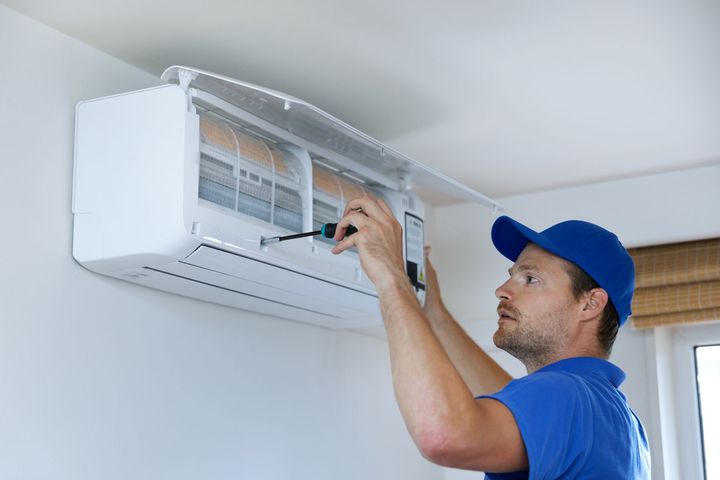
[{"x1": 564, "y1": 263, "x2": 619, "y2": 356}]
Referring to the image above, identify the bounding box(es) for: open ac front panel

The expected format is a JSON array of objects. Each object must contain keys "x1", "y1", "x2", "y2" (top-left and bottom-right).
[{"x1": 72, "y1": 66, "x2": 499, "y2": 329}]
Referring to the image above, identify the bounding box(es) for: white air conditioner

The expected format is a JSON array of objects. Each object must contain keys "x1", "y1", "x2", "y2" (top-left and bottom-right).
[{"x1": 72, "y1": 66, "x2": 500, "y2": 329}]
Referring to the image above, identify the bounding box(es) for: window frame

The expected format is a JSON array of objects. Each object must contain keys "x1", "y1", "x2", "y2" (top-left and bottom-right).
[{"x1": 671, "y1": 322, "x2": 720, "y2": 479}]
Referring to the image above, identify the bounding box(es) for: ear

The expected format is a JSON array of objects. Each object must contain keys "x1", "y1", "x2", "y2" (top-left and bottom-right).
[{"x1": 579, "y1": 288, "x2": 609, "y2": 321}]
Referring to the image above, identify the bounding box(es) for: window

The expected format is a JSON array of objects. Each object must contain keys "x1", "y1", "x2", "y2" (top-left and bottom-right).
[
  {"x1": 696, "y1": 345, "x2": 720, "y2": 480},
  {"x1": 669, "y1": 323, "x2": 720, "y2": 480}
]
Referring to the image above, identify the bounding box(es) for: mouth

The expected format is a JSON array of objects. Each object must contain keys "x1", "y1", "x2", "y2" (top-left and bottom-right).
[{"x1": 497, "y1": 309, "x2": 516, "y2": 322}]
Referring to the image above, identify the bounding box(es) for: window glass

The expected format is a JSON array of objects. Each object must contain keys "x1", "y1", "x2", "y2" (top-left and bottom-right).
[{"x1": 696, "y1": 344, "x2": 720, "y2": 480}]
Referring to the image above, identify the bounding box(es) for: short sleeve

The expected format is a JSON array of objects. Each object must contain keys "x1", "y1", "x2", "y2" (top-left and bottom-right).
[{"x1": 479, "y1": 372, "x2": 593, "y2": 480}]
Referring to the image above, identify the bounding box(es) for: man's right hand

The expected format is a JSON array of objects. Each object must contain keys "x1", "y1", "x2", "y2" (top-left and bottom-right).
[{"x1": 423, "y1": 246, "x2": 446, "y2": 316}]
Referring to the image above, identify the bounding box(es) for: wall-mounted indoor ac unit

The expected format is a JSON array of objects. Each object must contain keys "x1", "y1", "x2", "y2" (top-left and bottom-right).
[{"x1": 72, "y1": 66, "x2": 500, "y2": 329}]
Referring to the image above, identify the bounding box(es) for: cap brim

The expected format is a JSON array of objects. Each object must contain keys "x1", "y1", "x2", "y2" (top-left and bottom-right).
[{"x1": 491, "y1": 216, "x2": 572, "y2": 264}]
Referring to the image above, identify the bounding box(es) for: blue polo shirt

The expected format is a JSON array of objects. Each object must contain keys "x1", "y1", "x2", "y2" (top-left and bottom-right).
[{"x1": 480, "y1": 357, "x2": 650, "y2": 479}]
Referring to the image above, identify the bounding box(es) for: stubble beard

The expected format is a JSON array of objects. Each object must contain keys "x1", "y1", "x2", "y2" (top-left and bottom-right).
[{"x1": 493, "y1": 307, "x2": 569, "y2": 373}]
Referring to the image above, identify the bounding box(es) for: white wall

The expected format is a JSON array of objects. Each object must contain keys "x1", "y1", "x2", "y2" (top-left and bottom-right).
[
  {"x1": 433, "y1": 163, "x2": 720, "y2": 479},
  {"x1": 0, "y1": 5, "x2": 441, "y2": 479}
]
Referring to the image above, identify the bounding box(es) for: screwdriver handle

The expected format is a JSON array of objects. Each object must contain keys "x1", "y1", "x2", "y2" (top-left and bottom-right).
[{"x1": 321, "y1": 223, "x2": 358, "y2": 239}]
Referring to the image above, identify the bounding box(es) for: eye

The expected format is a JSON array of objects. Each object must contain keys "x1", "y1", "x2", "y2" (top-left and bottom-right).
[{"x1": 526, "y1": 275, "x2": 539, "y2": 285}]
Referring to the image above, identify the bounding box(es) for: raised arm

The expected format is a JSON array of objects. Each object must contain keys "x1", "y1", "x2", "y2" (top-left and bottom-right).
[
  {"x1": 423, "y1": 248, "x2": 513, "y2": 396},
  {"x1": 331, "y1": 196, "x2": 527, "y2": 472}
]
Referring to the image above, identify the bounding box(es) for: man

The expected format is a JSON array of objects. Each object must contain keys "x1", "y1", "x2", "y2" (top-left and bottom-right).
[{"x1": 331, "y1": 196, "x2": 650, "y2": 479}]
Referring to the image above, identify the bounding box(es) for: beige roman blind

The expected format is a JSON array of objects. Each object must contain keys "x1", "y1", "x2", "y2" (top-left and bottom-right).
[{"x1": 628, "y1": 238, "x2": 720, "y2": 329}]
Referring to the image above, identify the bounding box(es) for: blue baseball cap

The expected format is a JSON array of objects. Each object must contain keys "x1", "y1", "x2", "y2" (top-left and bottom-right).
[{"x1": 491, "y1": 216, "x2": 635, "y2": 326}]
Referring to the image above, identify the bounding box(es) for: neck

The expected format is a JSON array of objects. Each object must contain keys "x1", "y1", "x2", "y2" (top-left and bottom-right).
[{"x1": 522, "y1": 347, "x2": 608, "y2": 374}]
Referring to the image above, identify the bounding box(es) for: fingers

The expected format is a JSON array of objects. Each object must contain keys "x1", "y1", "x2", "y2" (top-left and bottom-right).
[
  {"x1": 331, "y1": 211, "x2": 370, "y2": 253},
  {"x1": 331, "y1": 195, "x2": 401, "y2": 258},
  {"x1": 334, "y1": 210, "x2": 372, "y2": 239},
  {"x1": 424, "y1": 246, "x2": 436, "y2": 268},
  {"x1": 421, "y1": 245, "x2": 442, "y2": 310},
  {"x1": 334, "y1": 195, "x2": 396, "y2": 242},
  {"x1": 424, "y1": 247, "x2": 436, "y2": 274},
  {"x1": 331, "y1": 235, "x2": 356, "y2": 255},
  {"x1": 342, "y1": 194, "x2": 388, "y2": 220},
  {"x1": 377, "y1": 199, "x2": 394, "y2": 217}
]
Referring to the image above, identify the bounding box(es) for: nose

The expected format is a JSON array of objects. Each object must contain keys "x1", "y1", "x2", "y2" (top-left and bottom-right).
[{"x1": 495, "y1": 278, "x2": 512, "y2": 301}]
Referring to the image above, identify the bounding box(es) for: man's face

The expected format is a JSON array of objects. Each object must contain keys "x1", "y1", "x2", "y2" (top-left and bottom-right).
[{"x1": 493, "y1": 243, "x2": 579, "y2": 367}]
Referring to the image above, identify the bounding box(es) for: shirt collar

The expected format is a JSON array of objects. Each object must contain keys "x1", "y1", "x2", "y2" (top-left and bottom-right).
[{"x1": 536, "y1": 357, "x2": 626, "y2": 387}]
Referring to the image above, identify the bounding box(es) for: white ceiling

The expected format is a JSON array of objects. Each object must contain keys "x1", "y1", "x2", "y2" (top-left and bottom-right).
[{"x1": 4, "y1": 0, "x2": 720, "y2": 197}]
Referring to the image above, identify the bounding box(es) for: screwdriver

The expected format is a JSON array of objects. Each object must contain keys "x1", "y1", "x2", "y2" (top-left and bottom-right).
[{"x1": 260, "y1": 223, "x2": 358, "y2": 246}]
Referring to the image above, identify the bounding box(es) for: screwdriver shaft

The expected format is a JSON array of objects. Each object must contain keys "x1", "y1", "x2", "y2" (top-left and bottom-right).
[{"x1": 260, "y1": 223, "x2": 357, "y2": 246}]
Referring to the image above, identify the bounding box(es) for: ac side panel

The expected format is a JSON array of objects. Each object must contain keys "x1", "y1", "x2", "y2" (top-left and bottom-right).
[
  {"x1": 72, "y1": 213, "x2": 103, "y2": 267},
  {"x1": 73, "y1": 85, "x2": 196, "y2": 269}
]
